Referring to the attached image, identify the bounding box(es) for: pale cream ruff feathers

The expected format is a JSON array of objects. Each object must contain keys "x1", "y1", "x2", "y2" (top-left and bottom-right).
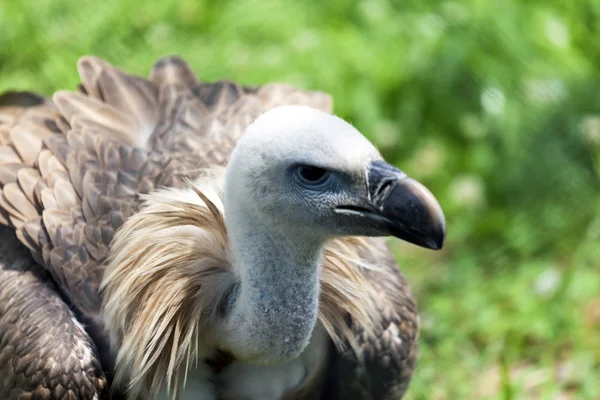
[{"x1": 101, "y1": 169, "x2": 389, "y2": 398}]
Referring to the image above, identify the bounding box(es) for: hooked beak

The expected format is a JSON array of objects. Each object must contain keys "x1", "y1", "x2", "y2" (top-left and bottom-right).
[{"x1": 337, "y1": 160, "x2": 446, "y2": 250}]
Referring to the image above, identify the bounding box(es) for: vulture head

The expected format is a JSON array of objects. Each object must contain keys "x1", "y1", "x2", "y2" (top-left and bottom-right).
[
  {"x1": 226, "y1": 105, "x2": 445, "y2": 246},
  {"x1": 219, "y1": 105, "x2": 446, "y2": 363}
]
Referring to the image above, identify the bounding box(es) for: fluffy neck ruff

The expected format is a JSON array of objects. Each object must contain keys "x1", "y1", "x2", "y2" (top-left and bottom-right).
[{"x1": 102, "y1": 170, "x2": 385, "y2": 399}]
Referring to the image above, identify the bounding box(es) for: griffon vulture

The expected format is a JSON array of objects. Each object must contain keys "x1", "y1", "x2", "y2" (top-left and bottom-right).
[{"x1": 0, "y1": 56, "x2": 445, "y2": 400}]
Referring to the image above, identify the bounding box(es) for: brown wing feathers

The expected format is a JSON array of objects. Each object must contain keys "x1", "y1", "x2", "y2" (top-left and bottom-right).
[
  {"x1": 1, "y1": 57, "x2": 174, "y2": 307},
  {"x1": 0, "y1": 97, "x2": 57, "y2": 229},
  {"x1": 0, "y1": 226, "x2": 108, "y2": 400}
]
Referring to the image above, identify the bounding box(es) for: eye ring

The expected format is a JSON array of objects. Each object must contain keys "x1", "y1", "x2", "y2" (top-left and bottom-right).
[{"x1": 294, "y1": 165, "x2": 331, "y2": 188}]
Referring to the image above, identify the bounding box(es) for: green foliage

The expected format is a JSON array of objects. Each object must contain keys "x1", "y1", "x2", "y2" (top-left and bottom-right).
[{"x1": 1, "y1": 0, "x2": 598, "y2": 398}]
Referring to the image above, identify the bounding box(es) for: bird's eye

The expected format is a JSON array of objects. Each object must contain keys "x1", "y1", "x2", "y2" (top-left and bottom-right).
[
  {"x1": 299, "y1": 166, "x2": 326, "y2": 182},
  {"x1": 294, "y1": 165, "x2": 331, "y2": 188}
]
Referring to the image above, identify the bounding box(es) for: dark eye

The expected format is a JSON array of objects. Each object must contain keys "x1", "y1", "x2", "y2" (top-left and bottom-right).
[
  {"x1": 299, "y1": 166, "x2": 326, "y2": 182},
  {"x1": 294, "y1": 165, "x2": 331, "y2": 187}
]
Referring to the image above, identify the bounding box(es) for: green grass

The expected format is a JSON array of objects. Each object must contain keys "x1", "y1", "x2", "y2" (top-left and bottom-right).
[
  {"x1": 394, "y1": 240, "x2": 599, "y2": 399},
  {"x1": 1, "y1": 0, "x2": 599, "y2": 398}
]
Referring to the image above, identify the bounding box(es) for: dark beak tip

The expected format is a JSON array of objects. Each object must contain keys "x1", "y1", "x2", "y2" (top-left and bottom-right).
[
  {"x1": 403, "y1": 178, "x2": 447, "y2": 251},
  {"x1": 429, "y1": 242, "x2": 442, "y2": 250},
  {"x1": 432, "y1": 213, "x2": 447, "y2": 250},
  {"x1": 417, "y1": 220, "x2": 445, "y2": 250},
  {"x1": 366, "y1": 160, "x2": 447, "y2": 251},
  {"x1": 387, "y1": 181, "x2": 447, "y2": 251},
  {"x1": 429, "y1": 230, "x2": 446, "y2": 250}
]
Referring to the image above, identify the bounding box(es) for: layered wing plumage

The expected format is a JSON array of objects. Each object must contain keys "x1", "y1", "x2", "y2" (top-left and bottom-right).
[{"x1": 0, "y1": 226, "x2": 108, "y2": 400}]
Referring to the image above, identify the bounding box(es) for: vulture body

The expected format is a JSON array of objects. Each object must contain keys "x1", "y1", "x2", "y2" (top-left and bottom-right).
[{"x1": 0, "y1": 56, "x2": 445, "y2": 399}]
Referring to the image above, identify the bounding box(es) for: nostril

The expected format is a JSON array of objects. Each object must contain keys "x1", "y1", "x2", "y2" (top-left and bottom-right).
[{"x1": 372, "y1": 177, "x2": 397, "y2": 209}]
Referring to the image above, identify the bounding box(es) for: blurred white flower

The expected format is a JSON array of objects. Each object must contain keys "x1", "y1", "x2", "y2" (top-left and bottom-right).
[
  {"x1": 579, "y1": 116, "x2": 600, "y2": 145},
  {"x1": 450, "y1": 175, "x2": 485, "y2": 208},
  {"x1": 533, "y1": 267, "x2": 562, "y2": 297},
  {"x1": 545, "y1": 17, "x2": 569, "y2": 49},
  {"x1": 524, "y1": 78, "x2": 566, "y2": 104},
  {"x1": 481, "y1": 87, "x2": 505, "y2": 115}
]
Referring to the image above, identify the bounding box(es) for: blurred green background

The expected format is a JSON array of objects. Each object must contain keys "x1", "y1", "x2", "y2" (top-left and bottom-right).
[{"x1": 1, "y1": 0, "x2": 599, "y2": 398}]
